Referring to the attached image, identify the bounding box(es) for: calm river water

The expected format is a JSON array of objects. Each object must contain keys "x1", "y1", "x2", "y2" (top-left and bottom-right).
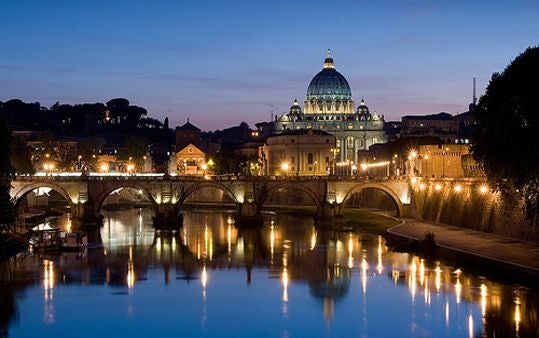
[{"x1": 1, "y1": 208, "x2": 537, "y2": 338}]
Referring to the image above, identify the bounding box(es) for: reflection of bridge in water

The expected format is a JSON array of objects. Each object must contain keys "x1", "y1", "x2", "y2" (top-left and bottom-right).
[{"x1": 11, "y1": 174, "x2": 486, "y2": 228}]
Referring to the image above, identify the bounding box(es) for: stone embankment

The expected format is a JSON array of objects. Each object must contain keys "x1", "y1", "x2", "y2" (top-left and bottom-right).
[{"x1": 388, "y1": 219, "x2": 539, "y2": 273}]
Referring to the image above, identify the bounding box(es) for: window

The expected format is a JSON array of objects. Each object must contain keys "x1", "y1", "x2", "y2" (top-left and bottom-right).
[{"x1": 308, "y1": 153, "x2": 314, "y2": 164}]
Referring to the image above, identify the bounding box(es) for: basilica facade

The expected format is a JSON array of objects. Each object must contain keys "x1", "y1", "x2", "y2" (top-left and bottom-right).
[{"x1": 274, "y1": 50, "x2": 386, "y2": 164}]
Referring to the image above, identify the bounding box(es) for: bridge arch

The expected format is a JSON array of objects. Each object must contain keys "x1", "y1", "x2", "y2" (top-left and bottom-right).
[
  {"x1": 94, "y1": 182, "x2": 158, "y2": 215},
  {"x1": 12, "y1": 182, "x2": 75, "y2": 207},
  {"x1": 341, "y1": 183, "x2": 404, "y2": 217},
  {"x1": 178, "y1": 182, "x2": 240, "y2": 208},
  {"x1": 261, "y1": 182, "x2": 323, "y2": 210}
]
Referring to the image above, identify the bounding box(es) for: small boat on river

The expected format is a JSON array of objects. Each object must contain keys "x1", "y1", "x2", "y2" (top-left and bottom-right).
[{"x1": 30, "y1": 227, "x2": 88, "y2": 252}]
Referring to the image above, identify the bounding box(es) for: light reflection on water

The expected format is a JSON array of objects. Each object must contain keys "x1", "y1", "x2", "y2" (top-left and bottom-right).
[{"x1": 0, "y1": 208, "x2": 537, "y2": 338}]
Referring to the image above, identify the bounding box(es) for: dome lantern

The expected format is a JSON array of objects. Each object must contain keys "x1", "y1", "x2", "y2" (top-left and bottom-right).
[{"x1": 323, "y1": 49, "x2": 335, "y2": 69}]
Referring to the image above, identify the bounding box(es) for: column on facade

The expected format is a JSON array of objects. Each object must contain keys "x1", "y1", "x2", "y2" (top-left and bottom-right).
[
  {"x1": 353, "y1": 137, "x2": 358, "y2": 165},
  {"x1": 340, "y1": 137, "x2": 346, "y2": 162}
]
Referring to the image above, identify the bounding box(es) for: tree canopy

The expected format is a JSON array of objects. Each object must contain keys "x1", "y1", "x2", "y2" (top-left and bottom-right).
[
  {"x1": 0, "y1": 110, "x2": 15, "y2": 226},
  {"x1": 473, "y1": 46, "x2": 539, "y2": 220}
]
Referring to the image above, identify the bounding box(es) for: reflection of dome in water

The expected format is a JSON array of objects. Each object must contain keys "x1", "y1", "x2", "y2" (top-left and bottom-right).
[{"x1": 309, "y1": 268, "x2": 350, "y2": 300}]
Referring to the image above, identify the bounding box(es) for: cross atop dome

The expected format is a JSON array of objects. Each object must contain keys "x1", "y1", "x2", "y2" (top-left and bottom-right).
[{"x1": 323, "y1": 49, "x2": 334, "y2": 69}]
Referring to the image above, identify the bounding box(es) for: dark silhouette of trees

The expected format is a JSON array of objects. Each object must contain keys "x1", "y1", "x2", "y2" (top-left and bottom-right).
[
  {"x1": 9, "y1": 137, "x2": 33, "y2": 175},
  {"x1": 473, "y1": 46, "x2": 539, "y2": 221},
  {"x1": 0, "y1": 110, "x2": 15, "y2": 227},
  {"x1": 119, "y1": 136, "x2": 148, "y2": 169}
]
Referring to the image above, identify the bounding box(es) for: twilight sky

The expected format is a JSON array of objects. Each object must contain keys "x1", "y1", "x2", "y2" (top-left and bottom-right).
[{"x1": 1, "y1": 1, "x2": 538, "y2": 130}]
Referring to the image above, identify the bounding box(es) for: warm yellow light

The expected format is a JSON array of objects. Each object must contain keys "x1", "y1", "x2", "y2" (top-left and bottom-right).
[
  {"x1": 454, "y1": 185, "x2": 462, "y2": 193},
  {"x1": 479, "y1": 185, "x2": 488, "y2": 194},
  {"x1": 100, "y1": 163, "x2": 109, "y2": 172},
  {"x1": 281, "y1": 162, "x2": 289, "y2": 173},
  {"x1": 411, "y1": 177, "x2": 418, "y2": 185},
  {"x1": 468, "y1": 315, "x2": 474, "y2": 338},
  {"x1": 201, "y1": 163, "x2": 208, "y2": 171},
  {"x1": 515, "y1": 297, "x2": 521, "y2": 334},
  {"x1": 435, "y1": 265, "x2": 441, "y2": 292},
  {"x1": 360, "y1": 163, "x2": 368, "y2": 171},
  {"x1": 361, "y1": 255, "x2": 368, "y2": 295},
  {"x1": 282, "y1": 267, "x2": 289, "y2": 302},
  {"x1": 201, "y1": 265, "x2": 208, "y2": 289},
  {"x1": 480, "y1": 284, "x2": 487, "y2": 317},
  {"x1": 419, "y1": 183, "x2": 426, "y2": 190},
  {"x1": 435, "y1": 184, "x2": 442, "y2": 191},
  {"x1": 127, "y1": 164, "x2": 134, "y2": 172},
  {"x1": 455, "y1": 276, "x2": 462, "y2": 304}
]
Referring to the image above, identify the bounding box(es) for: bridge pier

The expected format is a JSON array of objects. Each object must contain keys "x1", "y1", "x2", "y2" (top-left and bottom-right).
[
  {"x1": 153, "y1": 203, "x2": 182, "y2": 230},
  {"x1": 318, "y1": 201, "x2": 342, "y2": 219},
  {"x1": 235, "y1": 202, "x2": 263, "y2": 227},
  {"x1": 70, "y1": 203, "x2": 102, "y2": 229}
]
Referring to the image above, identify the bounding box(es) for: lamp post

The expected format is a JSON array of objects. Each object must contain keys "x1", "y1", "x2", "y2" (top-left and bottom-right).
[
  {"x1": 281, "y1": 162, "x2": 289, "y2": 177},
  {"x1": 408, "y1": 149, "x2": 418, "y2": 177},
  {"x1": 423, "y1": 154, "x2": 429, "y2": 177},
  {"x1": 43, "y1": 163, "x2": 55, "y2": 176},
  {"x1": 331, "y1": 148, "x2": 337, "y2": 175}
]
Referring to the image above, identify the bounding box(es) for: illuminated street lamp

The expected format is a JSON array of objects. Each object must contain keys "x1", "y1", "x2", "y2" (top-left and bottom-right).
[
  {"x1": 408, "y1": 149, "x2": 418, "y2": 176},
  {"x1": 43, "y1": 163, "x2": 55, "y2": 175},
  {"x1": 100, "y1": 163, "x2": 109, "y2": 173},
  {"x1": 201, "y1": 163, "x2": 208, "y2": 175},
  {"x1": 281, "y1": 162, "x2": 290, "y2": 176},
  {"x1": 423, "y1": 154, "x2": 429, "y2": 177},
  {"x1": 127, "y1": 164, "x2": 135, "y2": 175}
]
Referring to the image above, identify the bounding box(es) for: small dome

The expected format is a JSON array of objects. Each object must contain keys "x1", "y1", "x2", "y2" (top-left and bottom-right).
[
  {"x1": 289, "y1": 99, "x2": 302, "y2": 114},
  {"x1": 356, "y1": 99, "x2": 371, "y2": 120}
]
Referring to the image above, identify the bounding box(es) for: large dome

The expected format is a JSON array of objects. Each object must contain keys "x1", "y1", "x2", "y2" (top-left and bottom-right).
[{"x1": 306, "y1": 51, "x2": 352, "y2": 101}]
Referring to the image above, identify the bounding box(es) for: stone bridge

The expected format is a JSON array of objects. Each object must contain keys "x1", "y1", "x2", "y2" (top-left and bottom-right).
[{"x1": 10, "y1": 174, "x2": 486, "y2": 228}]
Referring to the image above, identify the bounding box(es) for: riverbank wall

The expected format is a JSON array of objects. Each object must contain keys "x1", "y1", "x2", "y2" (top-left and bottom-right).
[{"x1": 409, "y1": 184, "x2": 538, "y2": 243}]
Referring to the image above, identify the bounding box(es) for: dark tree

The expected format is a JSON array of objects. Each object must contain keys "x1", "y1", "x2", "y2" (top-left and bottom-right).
[
  {"x1": 106, "y1": 98, "x2": 130, "y2": 109},
  {"x1": 164, "y1": 117, "x2": 169, "y2": 130},
  {"x1": 0, "y1": 111, "x2": 15, "y2": 227},
  {"x1": 78, "y1": 137, "x2": 105, "y2": 170},
  {"x1": 473, "y1": 46, "x2": 539, "y2": 221},
  {"x1": 10, "y1": 137, "x2": 34, "y2": 175},
  {"x1": 119, "y1": 136, "x2": 148, "y2": 169}
]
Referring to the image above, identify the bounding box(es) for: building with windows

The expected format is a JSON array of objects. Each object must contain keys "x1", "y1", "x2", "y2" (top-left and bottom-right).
[
  {"x1": 412, "y1": 144, "x2": 483, "y2": 178},
  {"x1": 274, "y1": 50, "x2": 386, "y2": 165},
  {"x1": 175, "y1": 143, "x2": 207, "y2": 175},
  {"x1": 259, "y1": 129, "x2": 336, "y2": 176}
]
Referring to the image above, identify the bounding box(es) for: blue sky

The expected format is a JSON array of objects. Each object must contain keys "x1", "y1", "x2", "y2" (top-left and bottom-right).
[{"x1": 1, "y1": 0, "x2": 538, "y2": 130}]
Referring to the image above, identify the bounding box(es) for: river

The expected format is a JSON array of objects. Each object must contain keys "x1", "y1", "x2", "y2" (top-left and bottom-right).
[{"x1": 0, "y1": 207, "x2": 537, "y2": 337}]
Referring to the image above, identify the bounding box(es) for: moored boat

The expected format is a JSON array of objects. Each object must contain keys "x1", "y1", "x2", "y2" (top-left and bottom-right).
[{"x1": 30, "y1": 228, "x2": 88, "y2": 251}]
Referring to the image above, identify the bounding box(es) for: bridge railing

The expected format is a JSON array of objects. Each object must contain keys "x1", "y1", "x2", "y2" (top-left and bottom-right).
[{"x1": 13, "y1": 173, "x2": 486, "y2": 184}]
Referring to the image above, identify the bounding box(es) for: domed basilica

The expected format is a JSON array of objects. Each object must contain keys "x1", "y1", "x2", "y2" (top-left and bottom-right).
[{"x1": 274, "y1": 50, "x2": 386, "y2": 163}]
